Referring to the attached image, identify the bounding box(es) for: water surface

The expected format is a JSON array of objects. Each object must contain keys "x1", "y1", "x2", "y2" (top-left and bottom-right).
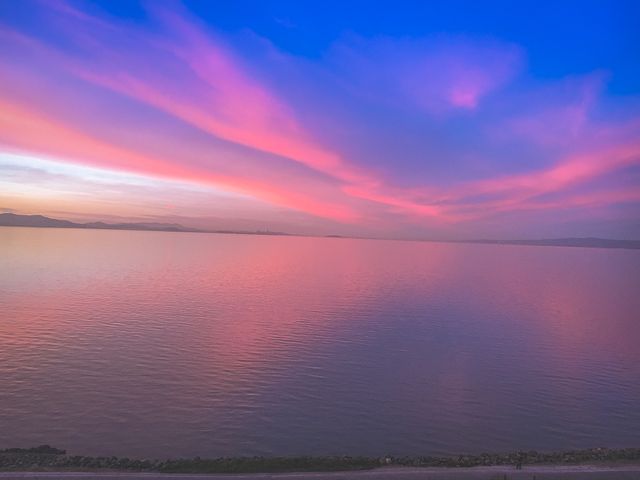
[{"x1": 1, "y1": 227, "x2": 639, "y2": 458}]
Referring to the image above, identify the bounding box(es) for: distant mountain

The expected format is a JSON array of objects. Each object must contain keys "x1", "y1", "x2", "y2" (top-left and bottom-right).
[
  {"x1": 83, "y1": 221, "x2": 191, "y2": 232},
  {"x1": 464, "y1": 237, "x2": 640, "y2": 250},
  {"x1": 2, "y1": 213, "x2": 639, "y2": 249},
  {"x1": 0, "y1": 213, "x2": 288, "y2": 236},
  {"x1": 0, "y1": 213, "x2": 199, "y2": 233},
  {"x1": 0, "y1": 213, "x2": 79, "y2": 228}
]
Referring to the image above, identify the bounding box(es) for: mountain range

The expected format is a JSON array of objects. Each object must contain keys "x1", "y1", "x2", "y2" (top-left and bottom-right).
[
  {"x1": 1, "y1": 213, "x2": 638, "y2": 249},
  {"x1": 0, "y1": 213, "x2": 287, "y2": 236}
]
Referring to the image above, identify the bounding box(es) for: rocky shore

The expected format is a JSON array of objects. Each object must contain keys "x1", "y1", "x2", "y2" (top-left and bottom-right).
[{"x1": 1, "y1": 446, "x2": 639, "y2": 474}]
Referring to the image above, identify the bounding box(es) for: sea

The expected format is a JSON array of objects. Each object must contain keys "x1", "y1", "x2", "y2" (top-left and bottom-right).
[{"x1": 1, "y1": 227, "x2": 639, "y2": 458}]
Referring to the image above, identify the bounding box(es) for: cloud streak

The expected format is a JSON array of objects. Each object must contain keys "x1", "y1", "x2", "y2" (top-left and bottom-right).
[{"x1": 0, "y1": 0, "x2": 638, "y2": 238}]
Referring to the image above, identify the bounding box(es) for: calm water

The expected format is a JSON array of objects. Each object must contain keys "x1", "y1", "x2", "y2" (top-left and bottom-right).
[{"x1": 1, "y1": 227, "x2": 639, "y2": 458}]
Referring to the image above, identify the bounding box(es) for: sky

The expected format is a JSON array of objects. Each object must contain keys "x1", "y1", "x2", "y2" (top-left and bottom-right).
[{"x1": 1, "y1": 0, "x2": 639, "y2": 239}]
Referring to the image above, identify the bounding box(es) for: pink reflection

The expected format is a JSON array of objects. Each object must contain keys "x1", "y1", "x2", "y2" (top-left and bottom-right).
[{"x1": 2, "y1": 229, "x2": 639, "y2": 456}]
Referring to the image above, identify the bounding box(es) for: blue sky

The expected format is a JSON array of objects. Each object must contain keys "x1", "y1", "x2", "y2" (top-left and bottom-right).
[{"x1": 1, "y1": 0, "x2": 639, "y2": 238}]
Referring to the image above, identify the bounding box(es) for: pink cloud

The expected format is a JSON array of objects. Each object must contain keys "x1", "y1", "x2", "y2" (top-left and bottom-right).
[
  {"x1": 330, "y1": 35, "x2": 523, "y2": 112},
  {"x1": 494, "y1": 74, "x2": 605, "y2": 146},
  {"x1": 0, "y1": 7, "x2": 453, "y2": 223},
  {"x1": 0, "y1": 96, "x2": 360, "y2": 223},
  {"x1": 471, "y1": 141, "x2": 640, "y2": 196},
  {"x1": 57, "y1": 8, "x2": 372, "y2": 187},
  {"x1": 0, "y1": 2, "x2": 638, "y2": 237},
  {"x1": 342, "y1": 185, "x2": 444, "y2": 218},
  {"x1": 407, "y1": 40, "x2": 523, "y2": 111},
  {"x1": 432, "y1": 138, "x2": 640, "y2": 220}
]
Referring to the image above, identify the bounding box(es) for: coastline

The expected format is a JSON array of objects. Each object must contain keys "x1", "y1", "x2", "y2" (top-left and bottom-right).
[
  {"x1": 3, "y1": 214, "x2": 640, "y2": 251},
  {"x1": 2, "y1": 447, "x2": 639, "y2": 475},
  {"x1": 3, "y1": 465, "x2": 640, "y2": 480}
]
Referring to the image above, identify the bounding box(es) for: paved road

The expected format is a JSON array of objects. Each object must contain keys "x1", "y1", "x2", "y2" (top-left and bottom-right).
[{"x1": 2, "y1": 465, "x2": 640, "y2": 480}]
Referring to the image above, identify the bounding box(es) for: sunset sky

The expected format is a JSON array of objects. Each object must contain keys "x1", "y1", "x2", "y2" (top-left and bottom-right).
[{"x1": 1, "y1": 0, "x2": 639, "y2": 239}]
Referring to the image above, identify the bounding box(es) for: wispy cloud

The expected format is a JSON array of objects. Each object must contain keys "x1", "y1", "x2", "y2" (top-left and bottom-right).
[
  {"x1": 0, "y1": 0, "x2": 638, "y2": 237},
  {"x1": 327, "y1": 35, "x2": 523, "y2": 112}
]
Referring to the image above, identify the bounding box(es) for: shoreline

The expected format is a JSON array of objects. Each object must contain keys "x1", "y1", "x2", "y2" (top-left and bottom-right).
[
  {"x1": 2, "y1": 447, "x2": 639, "y2": 475},
  {"x1": 2, "y1": 464, "x2": 640, "y2": 479}
]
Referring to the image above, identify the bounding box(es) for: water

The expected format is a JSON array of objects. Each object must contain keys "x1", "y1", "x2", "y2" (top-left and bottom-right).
[{"x1": 1, "y1": 227, "x2": 639, "y2": 458}]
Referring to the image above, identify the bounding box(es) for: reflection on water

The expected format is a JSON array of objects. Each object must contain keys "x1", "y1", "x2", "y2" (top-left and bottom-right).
[{"x1": 1, "y1": 227, "x2": 639, "y2": 458}]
